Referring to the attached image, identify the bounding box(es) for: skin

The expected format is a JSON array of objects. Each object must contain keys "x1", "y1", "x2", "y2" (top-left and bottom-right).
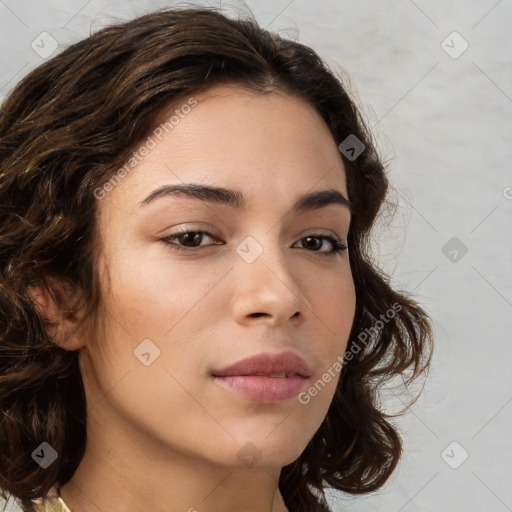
[{"x1": 40, "y1": 84, "x2": 356, "y2": 512}]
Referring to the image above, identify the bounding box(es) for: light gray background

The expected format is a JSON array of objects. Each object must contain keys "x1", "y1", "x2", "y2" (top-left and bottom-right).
[{"x1": 1, "y1": 1, "x2": 511, "y2": 511}]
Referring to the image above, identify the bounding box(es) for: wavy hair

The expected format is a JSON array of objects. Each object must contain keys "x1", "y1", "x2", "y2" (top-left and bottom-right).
[{"x1": 0, "y1": 6, "x2": 433, "y2": 512}]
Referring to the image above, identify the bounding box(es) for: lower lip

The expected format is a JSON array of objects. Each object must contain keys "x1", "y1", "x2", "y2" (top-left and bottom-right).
[{"x1": 212, "y1": 375, "x2": 308, "y2": 403}]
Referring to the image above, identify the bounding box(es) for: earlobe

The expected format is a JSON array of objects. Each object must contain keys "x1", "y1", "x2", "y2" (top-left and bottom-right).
[{"x1": 28, "y1": 278, "x2": 87, "y2": 351}]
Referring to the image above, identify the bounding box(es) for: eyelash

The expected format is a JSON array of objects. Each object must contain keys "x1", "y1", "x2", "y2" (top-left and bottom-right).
[{"x1": 159, "y1": 229, "x2": 348, "y2": 256}]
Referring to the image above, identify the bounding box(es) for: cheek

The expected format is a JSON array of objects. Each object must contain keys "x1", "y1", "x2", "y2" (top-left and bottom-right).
[
  {"x1": 301, "y1": 270, "x2": 355, "y2": 410},
  {"x1": 308, "y1": 269, "x2": 356, "y2": 351},
  {"x1": 101, "y1": 247, "x2": 224, "y2": 335},
  {"x1": 90, "y1": 255, "x2": 228, "y2": 399}
]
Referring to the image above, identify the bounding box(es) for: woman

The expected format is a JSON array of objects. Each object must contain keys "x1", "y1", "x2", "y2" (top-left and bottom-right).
[{"x1": 0, "y1": 6, "x2": 433, "y2": 512}]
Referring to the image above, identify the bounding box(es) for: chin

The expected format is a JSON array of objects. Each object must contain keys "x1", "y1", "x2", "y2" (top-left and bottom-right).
[{"x1": 223, "y1": 422, "x2": 316, "y2": 469}]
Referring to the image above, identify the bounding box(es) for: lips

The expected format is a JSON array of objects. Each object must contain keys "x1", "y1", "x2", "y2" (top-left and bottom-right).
[
  {"x1": 211, "y1": 351, "x2": 311, "y2": 378},
  {"x1": 211, "y1": 351, "x2": 310, "y2": 403}
]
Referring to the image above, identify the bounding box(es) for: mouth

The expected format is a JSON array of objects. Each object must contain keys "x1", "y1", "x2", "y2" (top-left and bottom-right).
[{"x1": 211, "y1": 351, "x2": 310, "y2": 404}]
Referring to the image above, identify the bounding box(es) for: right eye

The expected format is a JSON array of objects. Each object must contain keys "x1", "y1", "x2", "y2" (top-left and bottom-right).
[{"x1": 159, "y1": 230, "x2": 222, "y2": 253}]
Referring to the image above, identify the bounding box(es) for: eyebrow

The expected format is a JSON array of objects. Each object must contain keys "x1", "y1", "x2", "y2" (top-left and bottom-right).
[{"x1": 139, "y1": 183, "x2": 352, "y2": 214}]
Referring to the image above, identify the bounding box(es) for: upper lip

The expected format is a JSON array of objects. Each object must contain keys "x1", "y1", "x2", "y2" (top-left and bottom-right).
[{"x1": 211, "y1": 350, "x2": 310, "y2": 378}]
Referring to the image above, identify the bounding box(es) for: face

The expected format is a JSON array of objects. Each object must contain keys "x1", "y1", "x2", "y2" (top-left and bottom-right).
[{"x1": 82, "y1": 84, "x2": 356, "y2": 470}]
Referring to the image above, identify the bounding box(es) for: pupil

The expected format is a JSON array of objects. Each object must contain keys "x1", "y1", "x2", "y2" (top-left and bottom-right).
[
  {"x1": 181, "y1": 232, "x2": 201, "y2": 246},
  {"x1": 305, "y1": 236, "x2": 320, "y2": 250}
]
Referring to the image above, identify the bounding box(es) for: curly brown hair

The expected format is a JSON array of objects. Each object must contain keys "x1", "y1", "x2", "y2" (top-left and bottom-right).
[{"x1": 0, "y1": 6, "x2": 433, "y2": 512}]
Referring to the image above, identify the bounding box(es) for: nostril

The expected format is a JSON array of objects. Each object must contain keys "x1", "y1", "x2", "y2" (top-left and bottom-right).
[{"x1": 250, "y1": 312, "x2": 267, "y2": 318}]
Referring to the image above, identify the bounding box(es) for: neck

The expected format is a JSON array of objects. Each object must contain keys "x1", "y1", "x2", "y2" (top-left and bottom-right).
[{"x1": 58, "y1": 406, "x2": 290, "y2": 512}]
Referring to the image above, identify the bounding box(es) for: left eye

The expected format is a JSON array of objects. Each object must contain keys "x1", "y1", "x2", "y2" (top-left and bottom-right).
[{"x1": 159, "y1": 230, "x2": 347, "y2": 256}]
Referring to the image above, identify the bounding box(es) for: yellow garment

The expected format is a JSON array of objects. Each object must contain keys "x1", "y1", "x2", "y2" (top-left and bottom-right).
[{"x1": 10, "y1": 487, "x2": 72, "y2": 512}]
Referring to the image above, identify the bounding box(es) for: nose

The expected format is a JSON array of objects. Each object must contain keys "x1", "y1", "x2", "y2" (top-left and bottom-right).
[{"x1": 230, "y1": 238, "x2": 308, "y2": 327}]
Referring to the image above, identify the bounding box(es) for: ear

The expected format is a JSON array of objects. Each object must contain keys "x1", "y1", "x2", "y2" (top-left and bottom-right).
[{"x1": 28, "y1": 277, "x2": 87, "y2": 351}]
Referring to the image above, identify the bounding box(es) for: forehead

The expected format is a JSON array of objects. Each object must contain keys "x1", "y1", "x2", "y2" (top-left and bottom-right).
[
  {"x1": 167, "y1": 83, "x2": 338, "y2": 160},
  {"x1": 101, "y1": 83, "x2": 348, "y2": 212}
]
